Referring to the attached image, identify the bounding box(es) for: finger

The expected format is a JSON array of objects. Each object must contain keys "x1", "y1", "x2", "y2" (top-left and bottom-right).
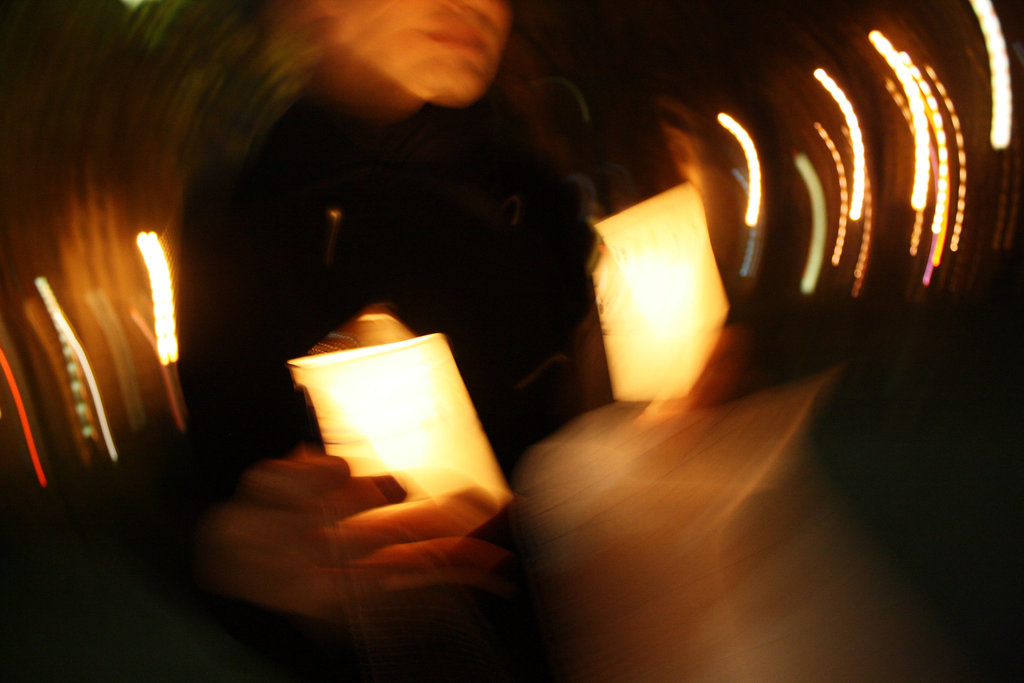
[
  {"x1": 355, "y1": 537, "x2": 516, "y2": 597},
  {"x1": 319, "y1": 474, "x2": 407, "y2": 520},
  {"x1": 323, "y1": 488, "x2": 500, "y2": 557},
  {"x1": 237, "y1": 453, "x2": 351, "y2": 510}
]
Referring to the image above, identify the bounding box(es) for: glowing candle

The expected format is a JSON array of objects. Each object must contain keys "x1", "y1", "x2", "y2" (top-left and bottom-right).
[
  {"x1": 593, "y1": 184, "x2": 729, "y2": 402},
  {"x1": 289, "y1": 332, "x2": 511, "y2": 507}
]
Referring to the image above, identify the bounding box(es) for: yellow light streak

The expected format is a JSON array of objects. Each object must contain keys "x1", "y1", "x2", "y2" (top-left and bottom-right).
[
  {"x1": 926, "y1": 65, "x2": 967, "y2": 253},
  {"x1": 813, "y1": 69, "x2": 866, "y2": 221},
  {"x1": 815, "y1": 122, "x2": 849, "y2": 266},
  {"x1": 870, "y1": 31, "x2": 931, "y2": 211},
  {"x1": 908, "y1": 61, "x2": 951, "y2": 268},
  {"x1": 136, "y1": 231, "x2": 178, "y2": 365},
  {"x1": 968, "y1": 0, "x2": 1013, "y2": 149},
  {"x1": 795, "y1": 153, "x2": 827, "y2": 295},
  {"x1": 717, "y1": 113, "x2": 762, "y2": 227}
]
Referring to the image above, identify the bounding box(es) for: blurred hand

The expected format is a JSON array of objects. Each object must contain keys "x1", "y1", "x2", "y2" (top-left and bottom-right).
[{"x1": 193, "y1": 445, "x2": 514, "y2": 625}]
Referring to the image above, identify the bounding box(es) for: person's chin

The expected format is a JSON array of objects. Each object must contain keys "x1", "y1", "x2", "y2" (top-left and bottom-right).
[
  {"x1": 423, "y1": 73, "x2": 493, "y2": 109},
  {"x1": 428, "y1": 89, "x2": 486, "y2": 109}
]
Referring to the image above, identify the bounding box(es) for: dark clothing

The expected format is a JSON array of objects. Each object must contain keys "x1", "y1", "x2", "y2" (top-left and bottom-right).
[
  {"x1": 175, "y1": 98, "x2": 593, "y2": 680},
  {"x1": 178, "y1": 99, "x2": 594, "y2": 502}
]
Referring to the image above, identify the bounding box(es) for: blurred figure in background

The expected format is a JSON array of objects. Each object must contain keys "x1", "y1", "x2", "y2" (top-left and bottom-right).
[{"x1": 178, "y1": 0, "x2": 597, "y2": 678}]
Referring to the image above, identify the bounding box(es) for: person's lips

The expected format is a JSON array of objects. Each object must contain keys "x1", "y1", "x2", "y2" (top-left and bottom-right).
[{"x1": 426, "y1": 22, "x2": 489, "y2": 56}]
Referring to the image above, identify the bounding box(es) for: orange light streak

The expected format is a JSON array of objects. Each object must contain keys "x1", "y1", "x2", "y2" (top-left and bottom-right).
[
  {"x1": 926, "y1": 66, "x2": 967, "y2": 253},
  {"x1": 852, "y1": 174, "x2": 873, "y2": 298},
  {"x1": 815, "y1": 122, "x2": 849, "y2": 266}
]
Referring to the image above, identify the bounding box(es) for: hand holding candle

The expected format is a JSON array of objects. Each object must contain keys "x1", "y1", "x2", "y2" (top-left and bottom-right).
[
  {"x1": 193, "y1": 445, "x2": 514, "y2": 625},
  {"x1": 194, "y1": 308, "x2": 517, "y2": 623}
]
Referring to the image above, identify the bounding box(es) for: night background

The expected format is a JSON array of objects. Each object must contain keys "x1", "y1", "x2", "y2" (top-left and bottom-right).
[{"x1": 2, "y1": 0, "x2": 1021, "y2": 679}]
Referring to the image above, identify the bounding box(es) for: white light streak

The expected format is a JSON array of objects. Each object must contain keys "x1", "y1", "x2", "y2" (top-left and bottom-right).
[
  {"x1": 34, "y1": 277, "x2": 118, "y2": 462},
  {"x1": 813, "y1": 68, "x2": 866, "y2": 221},
  {"x1": 968, "y1": 0, "x2": 1013, "y2": 149}
]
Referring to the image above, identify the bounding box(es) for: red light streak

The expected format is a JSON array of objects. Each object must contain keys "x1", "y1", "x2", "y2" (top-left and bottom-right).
[{"x1": 0, "y1": 344, "x2": 47, "y2": 487}]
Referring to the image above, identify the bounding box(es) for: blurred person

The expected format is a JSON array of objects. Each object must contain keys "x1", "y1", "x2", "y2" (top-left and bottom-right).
[{"x1": 177, "y1": 0, "x2": 598, "y2": 678}]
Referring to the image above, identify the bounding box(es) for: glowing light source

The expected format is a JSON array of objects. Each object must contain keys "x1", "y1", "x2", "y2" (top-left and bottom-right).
[
  {"x1": 795, "y1": 154, "x2": 827, "y2": 295},
  {"x1": 968, "y1": 0, "x2": 1013, "y2": 149},
  {"x1": 815, "y1": 122, "x2": 849, "y2": 266},
  {"x1": 35, "y1": 277, "x2": 118, "y2": 462},
  {"x1": 592, "y1": 184, "x2": 729, "y2": 401},
  {"x1": 813, "y1": 69, "x2": 866, "y2": 221},
  {"x1": 717, "y1": 113, "x2": 762, "y2": 227},
  {"x1": 136, "y1": 231, "x2": 178, "y2": 365},
  {"x1": 289, "y1": 314, "x2": 511, "y2": 508},
  {"x1": 870, "y1": 31, "x2": 931, "y2": 212}
]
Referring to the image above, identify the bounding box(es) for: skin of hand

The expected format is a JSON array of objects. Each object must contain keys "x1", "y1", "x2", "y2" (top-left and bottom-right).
[{"x1": 192, "y1": 445, "x2": 515, "y2": 625}]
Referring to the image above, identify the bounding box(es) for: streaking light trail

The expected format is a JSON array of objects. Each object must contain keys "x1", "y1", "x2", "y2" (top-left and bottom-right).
[
  {"x1": 795, "y1": 153, "x2": 827, "y2": 295},
  {"x1": 909, "y1": 62, "x2": 952, "y2": 268},
  {"x1": 926, "y1": 65, "x2": 967, "y2": 253},
  {"x1": 968, "y1": 0, "x2": 1013, "y2": 149},
  {"x1": 717, "y1": 113, "x2": 762, "y2": 227},
  {"x1": 852, "y1": 174, "x2": 873, "y2": 298},
  {"x1": 0, "y1": 342, "x2": 47, "y2": 487},
  {"x1": 137, "y1": 231, "x2": 178, "y2": 365},
  {"x1": 35, "y1": 277, "x2": 119, "y2": 462},
  {"x1": 86, "y1": 290, "x2": 147, "y2": 431},
  {"x1": 815, "y1": 122, "x2": 849, "y2": 265},
  {"x1": 129, "y1": 308, "x2": 187, "y2": 433},
  {"x1": 870, "y1": 31, "x2": 931, "y2": 212},
  {"x1": 813, "y1": 69, "x2": 866, "y2": 221}
]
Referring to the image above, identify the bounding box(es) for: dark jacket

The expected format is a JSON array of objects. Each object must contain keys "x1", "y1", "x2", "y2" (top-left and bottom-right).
[{"x1": 177, "y1": 98, "x2": 595, "y2": 501}]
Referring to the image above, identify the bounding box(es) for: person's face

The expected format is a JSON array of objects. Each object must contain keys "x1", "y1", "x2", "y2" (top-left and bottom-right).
[{"x1": 276, "y1": 0, "x2": 512, "y2": 119}]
